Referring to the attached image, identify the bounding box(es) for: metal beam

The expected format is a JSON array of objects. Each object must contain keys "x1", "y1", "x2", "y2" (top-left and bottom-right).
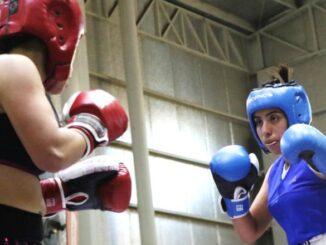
[
  {"x1": 260, "y1": 31, "x2": 309, "y2": 54},
  {"x1": 299, "y1": 0, "x2": 324, "y2": 6},
  {"x1": 89, "y1": 71, "x2": 249, "y2": 124},
  {"x1": 165, "y1": 0, "x2": 255, "y2": 34},
  {"x1": 273, "y1": 0, "x2": 297, "y2": 9}
]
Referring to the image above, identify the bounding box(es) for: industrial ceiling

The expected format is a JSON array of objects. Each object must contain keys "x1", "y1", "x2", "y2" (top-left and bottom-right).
[{"x1": 167, "y1": 0, "x2": 325, "y2": 34}]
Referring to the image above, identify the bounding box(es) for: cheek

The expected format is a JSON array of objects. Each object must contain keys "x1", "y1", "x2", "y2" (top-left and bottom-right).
[
  {"x1": 280, "y1": 121, "x2": 288, "y2": 133},
  {"x1": 255, "y1": 127, "x2": 263, "y2": 139},
  {"x1": 277, "y1": 124, "x2": 288, "y2": 138}
]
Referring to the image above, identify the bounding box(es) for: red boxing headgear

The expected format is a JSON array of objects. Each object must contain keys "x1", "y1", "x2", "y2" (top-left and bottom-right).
[{"x1": 0, "y1": 0, "x2": 84, "y2": 94}]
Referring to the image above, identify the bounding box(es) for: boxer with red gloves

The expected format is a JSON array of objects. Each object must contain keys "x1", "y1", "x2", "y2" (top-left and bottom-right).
[
  {"x1": 41, "y1": 155, "x2": 132, "y2": 215},
  {"x1": 63, "y1": 89, "x2": 128, "y2": 157},
  {"x1": 0, "y1": 0, "x2": 129, "y2": 244}
]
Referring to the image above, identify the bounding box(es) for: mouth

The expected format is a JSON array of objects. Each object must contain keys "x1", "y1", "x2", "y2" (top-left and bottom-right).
[{"x1": 264, "y1": 140, "x2": 278, "y2": 147}]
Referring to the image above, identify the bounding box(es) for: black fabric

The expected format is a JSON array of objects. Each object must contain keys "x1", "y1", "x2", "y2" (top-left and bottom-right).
[
  {"x1": 212, "y1": 164, "x2": 258, "y2": 199},
  {"x1": 65, "y1": 169, "x2": 118, "y2": 210},
  {"x1": 0, "y1": 204, "x2": 43, "y2": 244},
  {"x1": 0, "y1": 113, "x2": 44, "y2": 175}
]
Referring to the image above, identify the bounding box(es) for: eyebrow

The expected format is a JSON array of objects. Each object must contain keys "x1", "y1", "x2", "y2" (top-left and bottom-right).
[{"x1": 254, "y1": 110, "x2": 282, "y2": 119}]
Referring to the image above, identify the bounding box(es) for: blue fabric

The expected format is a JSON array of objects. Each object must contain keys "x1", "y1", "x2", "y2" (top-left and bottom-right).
[
  {"x1": 246, "y1": 83, "x2": 311, "y2": 153},
  {"x1": 268, "y1": 156, "x2": 326, "y2": 245},
  {"x1": 224, "y1": 195, "x2": 249, "y2": 218}
]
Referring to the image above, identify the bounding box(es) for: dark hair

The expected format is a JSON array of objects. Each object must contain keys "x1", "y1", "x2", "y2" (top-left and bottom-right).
[
  {"x1": 0, "y1": 34, "x2": 47, "y2": 55},
  {"x1": 261, "y1": 64, "x2": 293, "y2": 87}
]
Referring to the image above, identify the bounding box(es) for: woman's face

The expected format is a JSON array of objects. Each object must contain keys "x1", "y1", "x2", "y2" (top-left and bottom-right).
[{"x1": 254, "y1": 108, "x2": 288, "y2": 155}]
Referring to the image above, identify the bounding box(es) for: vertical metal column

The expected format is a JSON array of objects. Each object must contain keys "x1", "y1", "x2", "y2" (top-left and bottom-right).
[{"x1": 118, "y1": 1, "x2": 157, "y2": 245}]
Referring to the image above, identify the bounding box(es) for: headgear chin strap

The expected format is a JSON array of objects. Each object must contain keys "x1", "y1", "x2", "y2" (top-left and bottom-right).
[
  {"x1": 0, "y1": 0, "x2": 84, "y2": 94},
  {"x1": 246, "y1": 81, "x2": 312, "y2": 153}
]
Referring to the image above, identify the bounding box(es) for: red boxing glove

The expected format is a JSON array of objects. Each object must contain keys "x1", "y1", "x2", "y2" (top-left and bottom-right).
[
  {"x1": 41, "y1": 155, "x2": 132, "y2": 215},
  {"x1": 63, "y1": 90, "x2": 128, "y2": 156}
]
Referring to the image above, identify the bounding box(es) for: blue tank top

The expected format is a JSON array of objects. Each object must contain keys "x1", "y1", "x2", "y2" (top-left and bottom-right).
[{"x1": 268, "y1": 156, "x2": 326, "y2": 245}]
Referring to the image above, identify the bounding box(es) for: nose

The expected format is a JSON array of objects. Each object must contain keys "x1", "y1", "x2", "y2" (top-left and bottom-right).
[{"x1": 259, "y1": 120, "x2": 272, "y2": 139}]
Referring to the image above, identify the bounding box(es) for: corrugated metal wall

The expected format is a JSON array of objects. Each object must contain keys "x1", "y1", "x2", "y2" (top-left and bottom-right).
[{"x1": 76, "y1": 1, "x2": 260, "y2": 245}]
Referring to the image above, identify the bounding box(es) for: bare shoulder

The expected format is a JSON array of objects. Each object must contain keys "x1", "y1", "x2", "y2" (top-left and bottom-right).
[
  {"x1": 0, "y1": 54, "x2": 35, "y2": 70},
  {"x1": 0, "y1": 54, "x2": 44, "y2": 111},
  {"x1": 0, "y1": 54, "x2": 41, "y2": 86}
]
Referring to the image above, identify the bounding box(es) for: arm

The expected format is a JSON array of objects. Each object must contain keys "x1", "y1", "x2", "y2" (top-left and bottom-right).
[
  {"x1": 0, "y1": 55, "x2": 128, "y2": 172},
  {"x1": 210, "y1": 145, "x2": 272, "y2": 244},
  {"x1": 233, "y1": 168, "x2": 272, "y2": 243},
  {"x1": 0, "y1": 55, "x2": 86, "y2": 172}
]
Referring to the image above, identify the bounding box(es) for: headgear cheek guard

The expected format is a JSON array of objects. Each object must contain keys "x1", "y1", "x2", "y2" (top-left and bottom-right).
[
  {"x1": 0, "y1": 0, "x2": 84, "y2": 94},
  {"x1": 246, "y1": 81, "x2": 312, "y2": 153}
]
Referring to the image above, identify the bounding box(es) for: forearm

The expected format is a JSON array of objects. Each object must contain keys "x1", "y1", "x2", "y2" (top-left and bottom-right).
[
  {"x1": 232, "y1": 211, "x2": 271, "y2": 243},
  {"x1": 210, "y1": 146, "x2": 272, "y2": 244},
  {"x1": 40, "y1": 89, "x2": 129, "y2": 171},
  {"x1": 31, "y1": 127, "x2": 86, "y2": 172},
  {"x1": 232, "y1": 180, "x2": 273, "y2": 244}
]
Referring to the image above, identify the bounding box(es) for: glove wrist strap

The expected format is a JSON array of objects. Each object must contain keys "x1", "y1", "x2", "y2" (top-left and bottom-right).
[
  {"x1": 223, "y1": 194, "x2": 250, "y2": 219},
  {"x1": 41, "y1": 177, "x2": 66, "y2": 215},
  {"x1": 68, "y1": 113, "x2": 109, "y2": 144},
  {"x1": 66, "y1": 113, "x2": 109, "y2": 158},
  {"x1": 69, "y1": 127, "x2": 93, "y2": 158}
]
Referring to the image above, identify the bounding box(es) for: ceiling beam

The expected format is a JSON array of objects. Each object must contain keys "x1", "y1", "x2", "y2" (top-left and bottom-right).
[
  {"x1": 166, "y1": 0, "x2": 256, "y2": 34},
  {"x1": 273, "y1": 0, "x2": 297, "y2": 9},
  {"x1": 298, "y1": 0, "x2": 324, "y2": 6}
]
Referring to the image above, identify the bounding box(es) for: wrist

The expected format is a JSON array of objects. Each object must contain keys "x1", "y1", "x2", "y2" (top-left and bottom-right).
[
  {"x1": 66, "y1": 113, "x2": 109, "y2": 158},
  {"x1": 69, "y1": 126, "x2": 95, "y2": 158},
  {"x1": 41, "y1": 177, "x2": 66, "y2": 215},
  {"x1": 67, "y1": 113, "x2": 109, "y2": 145},
  {"x1": 222, "y1": 194, "x2": 250, "y2": 219}
]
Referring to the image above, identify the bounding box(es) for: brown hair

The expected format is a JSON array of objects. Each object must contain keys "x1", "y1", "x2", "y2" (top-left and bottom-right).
[{"x1": 262, "y1": 64, "x2": 294, "y2": 87}]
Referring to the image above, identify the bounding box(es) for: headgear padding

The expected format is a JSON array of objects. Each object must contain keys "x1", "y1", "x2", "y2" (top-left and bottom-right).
[
  {"x1": 0, "y1": 0, "x2": 84, "y2": 94},
  {"x1": 246, "y1": 81, "x2": 311, "y2": 153}
]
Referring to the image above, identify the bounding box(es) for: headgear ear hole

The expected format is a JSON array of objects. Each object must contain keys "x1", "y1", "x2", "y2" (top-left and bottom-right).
[
  {"x1": 54, "y1": 9, "x2": 61, "y2": 16},
  {"x1": 58, "y1": 35, "x2": 65, "y2": 44},
  {"x1": 56, "y1": 23, "x2": 63, "y2": 29}
]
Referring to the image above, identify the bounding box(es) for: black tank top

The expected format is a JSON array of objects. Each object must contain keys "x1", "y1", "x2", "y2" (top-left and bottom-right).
[{"x1": 0, "y1": 114, "x2": 44, "y2": 175}]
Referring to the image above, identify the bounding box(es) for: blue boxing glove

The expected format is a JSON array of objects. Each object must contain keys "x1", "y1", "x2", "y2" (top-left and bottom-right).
[
  {"x1": 209, "y1": 145, "x2": 259, "y2": 219},
  {"x1": 280, "y1": 124, "x2": 326, "y2": 175}
]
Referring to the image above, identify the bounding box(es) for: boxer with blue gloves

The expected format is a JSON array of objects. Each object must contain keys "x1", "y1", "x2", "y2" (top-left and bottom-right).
[{"x1": 210, "y1": 65, "x2": 326, "y2": 245}]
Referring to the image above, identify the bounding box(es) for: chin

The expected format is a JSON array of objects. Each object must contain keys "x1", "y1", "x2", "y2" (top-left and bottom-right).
[
  {"x1": 267, "y1": 145, "x2": 281, "y2": 155},
  {"x1": 271, "y1": 150, "x2": 282, "y2": 155}
]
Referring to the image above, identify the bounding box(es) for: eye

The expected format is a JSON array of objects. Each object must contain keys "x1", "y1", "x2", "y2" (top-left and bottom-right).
[
  {"x1": 254, "y1": 118, "x2": 262, "y2": 128},
  {"x1": 270, "y1": 113, "x2": 282, "y2": 123},
  {"x1": 270, "y1": 114, "x2": 277, "y2": 121}
]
